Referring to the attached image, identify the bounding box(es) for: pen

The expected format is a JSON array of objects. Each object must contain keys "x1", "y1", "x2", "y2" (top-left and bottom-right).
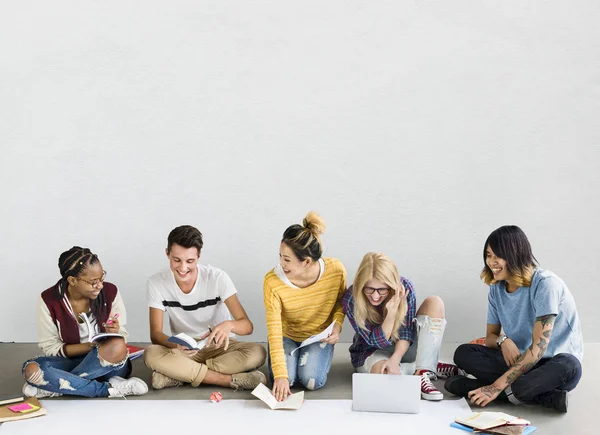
[{"x1": 107, "y1": 313, "x2": 119, "y2": 325}]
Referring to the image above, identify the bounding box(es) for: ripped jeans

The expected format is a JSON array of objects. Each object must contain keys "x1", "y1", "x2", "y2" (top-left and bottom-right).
[
  {"x1": 357, "y1": 315, "x2": 447, "y2": 374},
  {"x1": 267, "y1": 338, "x2": 334, "y2": 390},
  {"x1": 22, "y1": 347, "x2": 132, "y2": 398}
]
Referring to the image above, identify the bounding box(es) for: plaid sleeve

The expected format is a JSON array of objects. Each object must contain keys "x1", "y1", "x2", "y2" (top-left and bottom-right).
[
  {"x1": 398, "y1": 277, "x2": 417, "y2": 344},
  {"x1": 342, "y1": 288, "x2": 393, "y2": 349}
]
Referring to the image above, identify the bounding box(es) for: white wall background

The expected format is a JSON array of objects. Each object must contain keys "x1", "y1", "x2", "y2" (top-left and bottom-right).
[{"x1": 1, "y1": 1, "x2": 598, "y2": 344}]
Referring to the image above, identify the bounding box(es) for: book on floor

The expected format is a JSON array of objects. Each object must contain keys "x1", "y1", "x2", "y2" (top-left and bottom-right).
[
  {"x1": 0, "y1": 397, "x2": 46, "y2": 423},
  {"x1": 167, "y1": 332, "x2": 209, "y2": 350},
  {"x1": 126, "y1": 344, "x2": 145, "y2": 360},
  {"x1": 0, "y1": 392, "x2": 24, "y2": 406},
  {"x1": 251, "y1": 383, "x2": 305, "y2": 410},
  {"x1": 455, "y1": 412, "x2": 530, "y2": 431},
  {"x1": 450, "y1": 422, "x2": 537, "y2": 435}
]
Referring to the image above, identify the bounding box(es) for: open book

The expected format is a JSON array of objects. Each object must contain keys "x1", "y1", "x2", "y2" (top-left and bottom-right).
[
  {"x1": 79, "y1": 313, "x2": 124, "y2": 342},
  {"x1": 251, "y1": 383, "x2": 304, "y2": 410},
  {"x1": 455, "y1": 412, "x2": 530, "y2": 431},
  {"x1": 290, "y1": 320, "x2": 336, "y2": 356},
  {"x1": 167, "y1": 332, "x2": 209, "y2": 350}
]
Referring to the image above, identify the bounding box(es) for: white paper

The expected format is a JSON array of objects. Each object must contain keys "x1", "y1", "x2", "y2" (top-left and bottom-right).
[
  {"x1": 250, "y1": 383, "x2": 304, "y2": 410},
  {"x1": 291, "y1": 320, "x2": 336, "y2": 356}
]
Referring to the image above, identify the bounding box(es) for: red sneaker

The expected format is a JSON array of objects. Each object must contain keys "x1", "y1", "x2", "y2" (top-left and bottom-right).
[
  {"x1": 436, "y1": 361, "x2": 459, "y2": 379},
  {"x1": 419, "y1": 371, "x2": 443, "y2": 401}
]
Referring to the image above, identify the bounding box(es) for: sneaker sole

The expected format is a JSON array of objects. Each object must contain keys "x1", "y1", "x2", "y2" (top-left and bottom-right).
[{"x1": 422, "y1": 392, "x2": 444, "y2": 401}]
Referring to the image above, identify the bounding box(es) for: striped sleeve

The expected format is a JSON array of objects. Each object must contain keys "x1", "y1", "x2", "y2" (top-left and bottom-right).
[
  {"x1": 263, "y1": 276, "x2": 288, "y2": 380},
  {"x1": 342, "y1": 289, "x2": 393, "y2": 349},
  {"x1": 398, "y1": 278, "x2": 417, "y2": 344}
]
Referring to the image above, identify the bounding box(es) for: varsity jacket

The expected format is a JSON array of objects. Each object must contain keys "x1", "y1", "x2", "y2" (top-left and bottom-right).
[{"x1": 37, "y1": 281, "x2": 128, "y2": 357}]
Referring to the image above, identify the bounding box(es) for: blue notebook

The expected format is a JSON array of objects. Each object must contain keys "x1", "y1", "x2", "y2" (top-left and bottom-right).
[{"x1": 450, "y1": 422, "x2": 537, "y2": 434}]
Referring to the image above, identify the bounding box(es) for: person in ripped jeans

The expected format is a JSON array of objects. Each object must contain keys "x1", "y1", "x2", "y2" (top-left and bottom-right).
[
  {"x1": 342, "y1": 252, "x2": 459, "y2": 401},
  {"x1": 22, "y1": 246, "x2": 148, "y2": 398}
]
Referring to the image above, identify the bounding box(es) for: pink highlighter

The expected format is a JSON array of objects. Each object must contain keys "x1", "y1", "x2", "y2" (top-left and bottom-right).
[{"x1": 107, "y1": 313, "x2": 119, "y2": 325}]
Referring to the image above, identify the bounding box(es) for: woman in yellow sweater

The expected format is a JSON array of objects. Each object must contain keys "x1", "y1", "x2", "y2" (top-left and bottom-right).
[{"x1": 264, "y1": 211, "x2": 347, "y2": 401}]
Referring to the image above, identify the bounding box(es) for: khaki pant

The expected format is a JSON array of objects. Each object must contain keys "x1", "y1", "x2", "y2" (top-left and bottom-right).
[{"x1": 143, "y1": 340, "x2": 267, "y2": 387}]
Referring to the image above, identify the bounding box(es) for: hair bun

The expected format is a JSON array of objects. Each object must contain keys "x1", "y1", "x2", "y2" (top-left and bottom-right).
[{"x1": 302, "y1": 211, "x2": 326, "y2": 236}]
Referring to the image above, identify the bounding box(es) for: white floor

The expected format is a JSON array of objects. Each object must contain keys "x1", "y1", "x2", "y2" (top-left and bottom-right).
[
  {"x1": 0, "y1": 398, "x2": 473, "y2": 435},
  {"x1": 2, "y1": 343, "x2": 597, "y2": 434}
]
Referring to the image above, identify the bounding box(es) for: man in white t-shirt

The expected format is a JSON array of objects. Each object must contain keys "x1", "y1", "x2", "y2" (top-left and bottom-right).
[{"x1": 143, "y1": 225, "x2": 267, "y2": 390}]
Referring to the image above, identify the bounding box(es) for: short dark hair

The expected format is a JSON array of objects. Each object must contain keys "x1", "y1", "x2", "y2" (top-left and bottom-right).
[
  {"x1": 481, "y1": 225, "x2": 538, "y2": 286},
  {"x1": 167, "y1": 225, "x2": 203, "y2": 253}
]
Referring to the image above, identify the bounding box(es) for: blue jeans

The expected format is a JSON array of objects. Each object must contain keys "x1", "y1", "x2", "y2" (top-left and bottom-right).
[
  {"x1": 268, "y1": 337, "x2": 334, "y2": 390},
  {"x1": 453, "y1": 344, "x2": 582, "y2": 404},
  {"x1": 22, "y1": 347, "x2": 132, "y2": 398}
]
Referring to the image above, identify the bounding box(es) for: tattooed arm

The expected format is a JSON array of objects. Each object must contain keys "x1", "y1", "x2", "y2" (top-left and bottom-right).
[{"x1": 468, "y1": 314, "x2": 556, "y2": 407}]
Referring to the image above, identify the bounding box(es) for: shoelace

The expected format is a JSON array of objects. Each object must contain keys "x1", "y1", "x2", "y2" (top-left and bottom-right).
[
  {"x1": 436, "y1": 364, "x2": 457, "y2": 378},
  {"x1": 36, "y1": 388, "x2": 60, "y2": 398},
  {"x1": 420, "y1": 370, "x2": 438, "y2": 381},
  {"x1": 111, "y1": 389, "x2": 128, "y2": 400},
  {"x1": 111, "y1": 382, "x2": 142, "y2": 400},
  {"x1": 420, "y1": 375, "x2": 439, "y2": 393},
  {"x1": 154, "y1": 372, "x2": 180, "y2": 388}
]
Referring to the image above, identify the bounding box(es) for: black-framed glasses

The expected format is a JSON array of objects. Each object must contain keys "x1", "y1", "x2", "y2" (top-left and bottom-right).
[
  {"x1": 78, "y1": 270, "x2": 107, "y2": 287},
  {"x1": 363, "y1": 286, "x2": 390, "y2": 296}
]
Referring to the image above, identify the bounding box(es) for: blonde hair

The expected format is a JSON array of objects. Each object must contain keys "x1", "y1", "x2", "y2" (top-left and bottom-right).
[
  {"x1": 282, "y1": 211, "x2": 326, "y2": 261},
  {"x1": 352, "y1": 252, "x2": 408, "y2": 341}
]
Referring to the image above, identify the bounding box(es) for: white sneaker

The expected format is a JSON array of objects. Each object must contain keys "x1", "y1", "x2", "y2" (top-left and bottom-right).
[
  {"x1": 108, "y1": 376, "x2": 148, "y2": 398},
  {"x1": 22, "y1": 383, "x2": 62, "y2": 398}
]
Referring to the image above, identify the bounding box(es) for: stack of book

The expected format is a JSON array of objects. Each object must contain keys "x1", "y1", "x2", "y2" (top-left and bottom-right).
[{"x1": 0, "y1": 393, "x2": 46, "y2": 423}]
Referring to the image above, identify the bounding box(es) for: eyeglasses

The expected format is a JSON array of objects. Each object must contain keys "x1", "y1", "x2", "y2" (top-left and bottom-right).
[
  {"x1": 363, "y1": 286, "x2": 391, "y2": 296},
  {"x1": 78, "y1": 270, "x2": 107, "y2": 287}
]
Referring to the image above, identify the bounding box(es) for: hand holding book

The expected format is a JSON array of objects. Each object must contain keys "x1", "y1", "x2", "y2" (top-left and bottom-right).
[
  {"x1": 252, "y1": 383, "x2": 304, "y2": 410},
  {"x1": 79, "y1": 312, "x2": 124, "y2": 343},
  {"x1": 167, "y1": 332, "x2": 210, "y2": 353}
]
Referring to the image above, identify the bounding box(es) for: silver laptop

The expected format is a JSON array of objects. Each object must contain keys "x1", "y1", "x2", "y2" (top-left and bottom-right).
[{"x1": 352, "y1": 373, "x2": 421, "y2": 414}]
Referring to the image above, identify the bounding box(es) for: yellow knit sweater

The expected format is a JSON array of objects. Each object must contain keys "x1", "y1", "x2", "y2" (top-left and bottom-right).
[{"x1": 264, "y1": 257, "x2": 347, "y2": 380}]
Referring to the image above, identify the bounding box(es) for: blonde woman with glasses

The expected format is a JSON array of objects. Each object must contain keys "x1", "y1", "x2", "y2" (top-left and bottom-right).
[{"x1": 342, "y1": 252, "x2": 458, "y2": 401}]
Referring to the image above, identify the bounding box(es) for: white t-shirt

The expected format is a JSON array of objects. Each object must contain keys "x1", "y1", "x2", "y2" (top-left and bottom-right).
[
  {"x1": 147, "y1": 264, "x2": 237, "y2": 338},
  {"x1": 273, "y1": 258, "x2": 325, "y2": 288}
]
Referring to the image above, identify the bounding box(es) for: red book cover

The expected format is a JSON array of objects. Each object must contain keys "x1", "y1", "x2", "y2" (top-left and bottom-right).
[{"x1": 126, "y1": 344, "x2": 145, "y2": 360}]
